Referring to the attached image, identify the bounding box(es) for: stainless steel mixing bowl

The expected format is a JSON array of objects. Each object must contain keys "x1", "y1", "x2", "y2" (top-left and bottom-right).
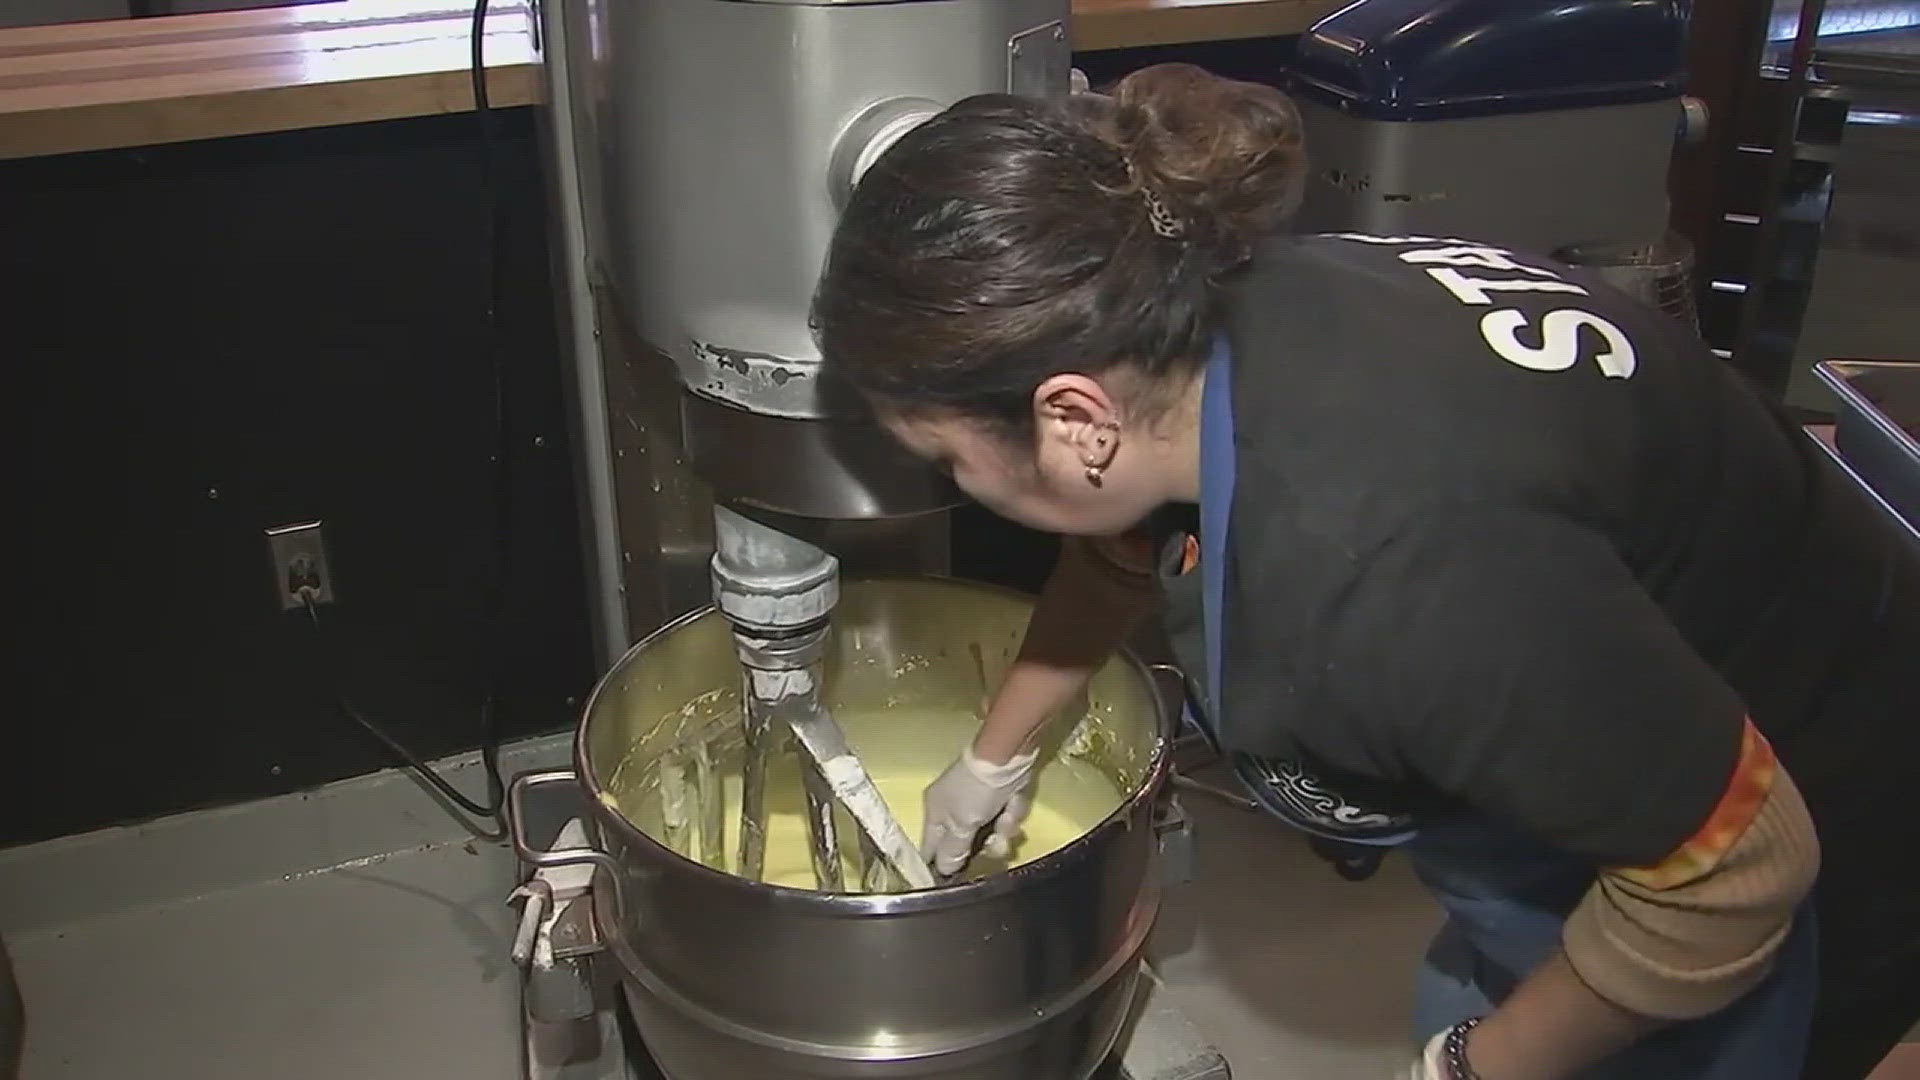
[{"x1": 544, "y1": 576, "x2": 1168, "y2": 1079}]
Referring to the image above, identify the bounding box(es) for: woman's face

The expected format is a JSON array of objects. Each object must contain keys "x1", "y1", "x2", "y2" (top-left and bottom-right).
[{"x1": 883, "y1": 373, "x2": 1179, "y2": 537}]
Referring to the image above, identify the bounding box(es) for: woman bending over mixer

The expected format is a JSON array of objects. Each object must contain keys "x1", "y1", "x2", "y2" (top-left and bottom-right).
[{"x1": 811, "y1": 63, "x2": 1920, "y2": 1080}]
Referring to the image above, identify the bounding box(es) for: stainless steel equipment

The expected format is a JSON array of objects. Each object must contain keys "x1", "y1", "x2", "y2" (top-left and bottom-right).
[
  {"x1": 599, "y1": 0, "x2": 1068, "y2": 522},
  {"x1": 1286, "y1": 0, "x2": 1696, "y2": 258},
  {"x1": 510, "y1": 779, "x2": 1226, "y2": 1080},
  {"x1": 708, "y1": 505, "x2": 935, "y2": 888},
  {"x1": 511, "y1": 577, "x2": 1170, "y2": 1080},
  {"x1": 1556, "y1": 233, "x2": 1702, "y2": 332},
  {"x1": 1817, "y1": 360, "x2": 1920, "y2": 533},
  {"x1": 1780, "y1": 27, "x2": 1920, "y2": 402}
]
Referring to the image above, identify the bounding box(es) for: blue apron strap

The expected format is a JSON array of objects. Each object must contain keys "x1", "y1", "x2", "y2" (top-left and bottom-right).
[
  {"x1": 1199, "y1": 339, "x2": 1235, "y2": 719},
  {"x1": 1195, "y1": 340, "x2": 1419, "y2": 850}
]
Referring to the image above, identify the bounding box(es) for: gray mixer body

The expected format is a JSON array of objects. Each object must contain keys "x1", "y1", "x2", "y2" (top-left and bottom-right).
[{"x1": 601, "y1": 0, "x2": 1067, "y2": 520}]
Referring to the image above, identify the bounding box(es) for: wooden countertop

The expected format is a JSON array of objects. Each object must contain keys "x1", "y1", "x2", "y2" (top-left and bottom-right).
[{"x1": 0, "y1": 0, "x2": 1337, "y2": 162}]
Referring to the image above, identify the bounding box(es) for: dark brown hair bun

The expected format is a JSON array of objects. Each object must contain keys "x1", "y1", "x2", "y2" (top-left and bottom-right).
[{"x1": 1102, "y1": 63, "x2": 1307, "y2": 272}]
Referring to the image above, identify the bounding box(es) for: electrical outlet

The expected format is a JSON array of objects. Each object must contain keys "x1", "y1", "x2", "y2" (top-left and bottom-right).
[{"x1": 266, "y1": 521, "x2": 335, "y2": 611}]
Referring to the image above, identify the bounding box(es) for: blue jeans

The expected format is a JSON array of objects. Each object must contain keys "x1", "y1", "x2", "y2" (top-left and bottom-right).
[{"x1": 1409, "y1": 817, "x2": 1819, "y2": 1079}]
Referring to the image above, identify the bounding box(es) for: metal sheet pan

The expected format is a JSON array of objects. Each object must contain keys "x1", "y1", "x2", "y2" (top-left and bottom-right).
[
  {"x1": 1806, "y1": 430, "x2": 1920, "y2": 557},
  {"x1": 1813, "y1": 358, "x2": 1920, "y2": 537}
]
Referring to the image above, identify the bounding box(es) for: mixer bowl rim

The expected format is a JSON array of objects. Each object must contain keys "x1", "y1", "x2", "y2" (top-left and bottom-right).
[{"x1": 572, "y1": 572, "x2": 1171, "y2": 914}]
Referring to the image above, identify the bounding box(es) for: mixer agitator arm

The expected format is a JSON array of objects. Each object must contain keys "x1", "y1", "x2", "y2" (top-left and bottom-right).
[{"x1": 712, "y1": 505, "x2": 936, "y2": 890}]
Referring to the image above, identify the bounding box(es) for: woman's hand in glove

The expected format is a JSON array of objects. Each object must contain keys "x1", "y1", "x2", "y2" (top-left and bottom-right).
[
  {"x1": 1398, "y1": 1029, "x2": 1449, "y2": 1080},
  {"x1": 921, "y1": 746, "x2": 1039, "y2": 876}
]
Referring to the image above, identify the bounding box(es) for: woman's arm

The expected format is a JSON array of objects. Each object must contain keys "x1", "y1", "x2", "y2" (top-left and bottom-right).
[
  {"x1": 1303, "y1": 508, "x2": 1823, "y2": 1079},
  {"x1": 921, "y1": 533, "x2": 1163, "y2": 874},
  {"x1": 1463, "y1": 735, "x2": 1819, "y2": 1079},
  {"x1": 971, "y1": 533, "x2": 1161, "y2": 764},
  {"x1": 1461, "y1": 952, "x2": 1657, "y2": 1079}
]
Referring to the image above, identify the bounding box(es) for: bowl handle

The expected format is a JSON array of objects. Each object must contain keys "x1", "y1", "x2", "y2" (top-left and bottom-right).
[{"x1": 506, "y1": 769, "x2": 631, "y2": 926}]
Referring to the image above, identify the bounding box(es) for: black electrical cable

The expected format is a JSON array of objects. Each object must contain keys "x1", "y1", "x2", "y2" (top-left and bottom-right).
[
  {"x1": 465, "y1": 0, "x2": 512, "y2": 832},
  {"x1": 470, "y1": 0, "x2": 510, "y2": 615},
  {"x1": 303, "y1": 594, "x2": 504, "y2": 835},
  {"x1": 291, "y1": 0, "x2": 513, "y2": 838}
]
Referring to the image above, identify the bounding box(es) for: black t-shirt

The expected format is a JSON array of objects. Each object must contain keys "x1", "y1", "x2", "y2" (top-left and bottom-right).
[{"x1": 1204, "y1": 234, "x2": 1886, "y2": 869}]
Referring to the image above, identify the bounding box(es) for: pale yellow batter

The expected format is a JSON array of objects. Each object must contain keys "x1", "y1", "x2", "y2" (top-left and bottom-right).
[{"x1": 613, "y1": 707, "x2": 1125, "y2": 891}]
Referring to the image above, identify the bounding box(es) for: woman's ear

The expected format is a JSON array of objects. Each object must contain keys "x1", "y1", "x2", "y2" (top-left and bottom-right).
[{"x1": 1033, "y1": 373, "x2": 1122, "y2": 470}]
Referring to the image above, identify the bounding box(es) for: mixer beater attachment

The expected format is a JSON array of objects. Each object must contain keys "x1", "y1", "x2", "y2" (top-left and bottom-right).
[
  {"x1": 735, "y1": 697, "x2": 772, "y2": 879},
  {"x1": 799, "y1": 761, "x2": 845, "y2": 891},
  {"x1": 711, "y1": 506, "x2": 935, "y2": 892}
]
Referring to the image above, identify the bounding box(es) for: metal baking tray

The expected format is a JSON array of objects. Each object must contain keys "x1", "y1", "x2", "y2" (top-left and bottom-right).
[
  {"x1": 1805, "y1": 432, "x2": 1920, "y2": 558},
  {"x1": 1815, "y1": 359, "x2": 1920, "y2": 532}
]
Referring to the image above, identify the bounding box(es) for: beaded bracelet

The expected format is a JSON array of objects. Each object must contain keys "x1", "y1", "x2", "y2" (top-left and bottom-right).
[{"x1": 1443, "y1": 1018, "x2": 1483, "y2": 1080}]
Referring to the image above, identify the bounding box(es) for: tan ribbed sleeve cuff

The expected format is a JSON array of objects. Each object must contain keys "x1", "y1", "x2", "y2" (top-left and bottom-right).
[{"x1": 1562, "y1": 768, "x2": 1819, "y2": 1020}]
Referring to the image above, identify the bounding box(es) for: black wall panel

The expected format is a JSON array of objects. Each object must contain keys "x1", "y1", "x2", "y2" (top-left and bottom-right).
[{"x1": 0, "y1": 109, "x2": 594, "y2": 846}]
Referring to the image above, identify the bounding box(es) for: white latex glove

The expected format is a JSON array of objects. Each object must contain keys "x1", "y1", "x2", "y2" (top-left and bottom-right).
[
  {"x1": 1398, "y1": 1029, "x2": 1449, "y2": 1080},
  {"x1": 921, "y1": 746, "x2": 1039, "y2": 876}
]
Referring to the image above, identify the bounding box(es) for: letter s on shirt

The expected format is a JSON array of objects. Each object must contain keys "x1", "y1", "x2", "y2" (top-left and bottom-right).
[{"x1": 1480, "y1": 308, "x2": 1638, "y2": 380}]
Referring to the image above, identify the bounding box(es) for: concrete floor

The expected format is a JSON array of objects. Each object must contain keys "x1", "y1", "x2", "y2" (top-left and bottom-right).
[
  {"x1": 1148, "y1": 772, "x2": 1439, "y2": 1077},
  {"x1": 0, "y1": 745, "x2": 1913, "y2": 1079},
  {"x1": 8, "y1": 843, "x2": 523, "y2": 1078},
  {"x1": 0, "y1": 738, "x2": 1442, "y2": 1080},
  {"x1": 0, "y1": 742, "x2": 543, "y2": 1080}
]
